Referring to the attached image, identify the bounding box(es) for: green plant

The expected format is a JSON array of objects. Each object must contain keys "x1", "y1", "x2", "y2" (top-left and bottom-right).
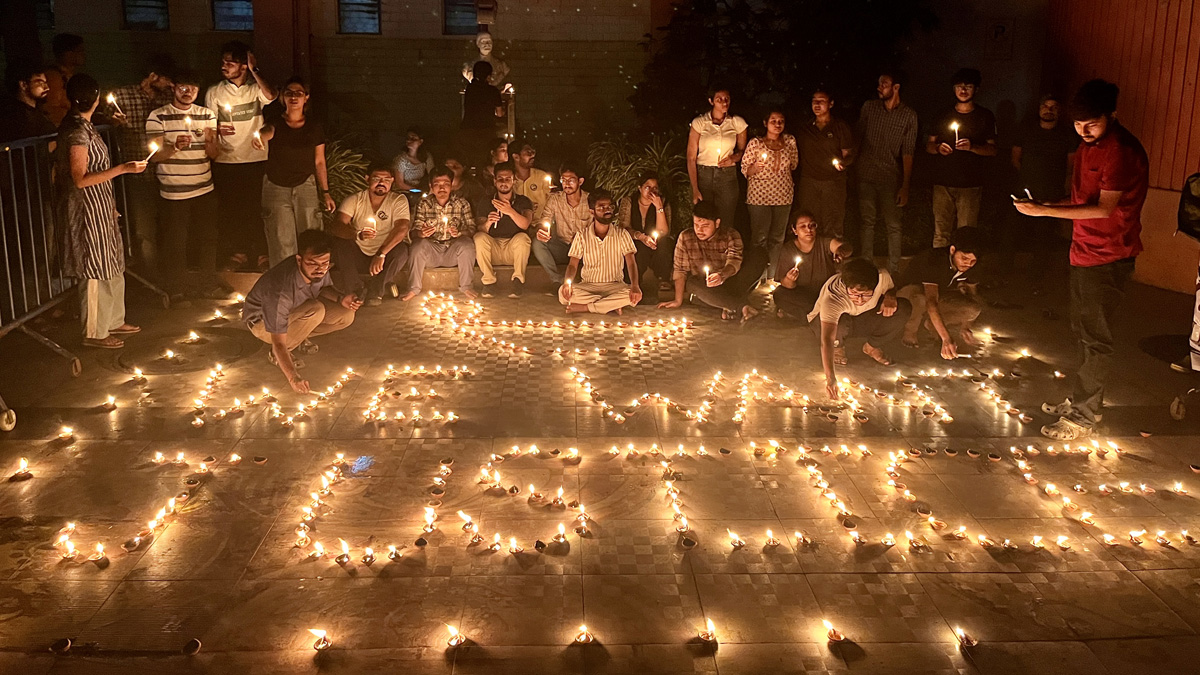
[
  {"x1": 323, "y1": 139, "x2": 369, "y2": 214},
  {"x1": 586, "y1": 135, "x2": 692, "y2": 234}
]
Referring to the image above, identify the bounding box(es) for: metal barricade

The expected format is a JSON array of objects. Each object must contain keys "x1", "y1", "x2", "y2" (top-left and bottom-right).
[{"x1": 0, "y1": 125, "x2": 167, "y2": 431}]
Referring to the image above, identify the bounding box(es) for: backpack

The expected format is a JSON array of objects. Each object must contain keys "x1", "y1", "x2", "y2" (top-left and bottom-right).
[{"x1": 1180, "y1": 173, "x2": 1200, "y2": 242}]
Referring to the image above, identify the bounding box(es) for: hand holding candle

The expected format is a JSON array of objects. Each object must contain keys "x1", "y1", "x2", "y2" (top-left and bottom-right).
[{"x1": 106, "y1": 93, "x2": 124, "y2": 116}]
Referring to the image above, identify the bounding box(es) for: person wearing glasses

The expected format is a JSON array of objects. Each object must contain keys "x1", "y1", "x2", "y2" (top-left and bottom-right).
[
  {"x1": 809, "y1": 257, "x2": 911, "y2": 400},
  {"x1": 243, "y1": 230, "x2": 362, "y2": 393},
  {"x1": 771, "y1": 210, "x2": 851, "y2": 319}
]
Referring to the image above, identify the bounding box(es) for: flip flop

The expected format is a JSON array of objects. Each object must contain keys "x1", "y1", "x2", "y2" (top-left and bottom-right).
[
  {"x1": 862, "y1": 344, "x2": 893, "y2": 366},
  {"x1": 110, "y1": 324, "x2": 141, "y2": 335},
  {"x1": 833, "y1": 347, "x2": 847, "y2": 366},
  {"x1": 84, "y1": 336, "x2": 124, "y2": 349}
]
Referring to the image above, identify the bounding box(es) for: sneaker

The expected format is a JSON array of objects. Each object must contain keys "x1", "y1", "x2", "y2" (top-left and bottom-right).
[
  {"x1": 1170, "y1": 357, "x2": 1197, "y2": 373},
  {"x1": 1041, "y1": 416, "x2": 1092, "y2": 441},
  {"x1": 508, "y1": 279, "x2": 524, "y2": 298},
  {"x1": 366, "y1": 296, "x2": 382, "y2": 307},
  {"x1": 1041, "y1": 398, "x2": 1103, "y2": 422},
  {"x1": 295, "y1": 339, "x2": 319, "y2": 355},
  {"x1": 481, "y1": 284, "x2": 497, "y2": 298},
  {"x1": 267, "y1": 350, "x2": 305, "y2": 369}
]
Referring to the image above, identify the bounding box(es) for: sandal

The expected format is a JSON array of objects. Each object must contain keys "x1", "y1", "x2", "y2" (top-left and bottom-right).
[
  {"x1": 84, "y1": 336, "x2": 124, "y2": 349},
  {"x1": 832, "y1": 346, "x2": 847, "y2": 366},
  {"x1": 862, "y1": 343, "x2": 893, "y2": 366},
  {"x1": 720, "y1": 309, "x2": 738, "y2": 321},
  {"x1": 110, "y1": 324, "x2": 141, "y2": 335},
  {"x1": 1041, "y1": 417, "x2": 1092, "y2": 441},
  {"x1": 740, "y1": 305, "x2": 760, "y2": 323}
]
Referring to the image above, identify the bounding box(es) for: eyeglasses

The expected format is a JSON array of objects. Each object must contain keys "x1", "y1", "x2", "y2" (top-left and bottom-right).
[
  {"x1": 847, "y1": 289, "x2": 874, "y2": 301},
  {"x1": 301, "y1": 259, "x2": 333, "y2": 271},
  {"x1": 282, "y1": 90, "x2": 307, "y2": 98},
  {"x1": 174, "y1": 85, "x2": 199, "y2": 94}
]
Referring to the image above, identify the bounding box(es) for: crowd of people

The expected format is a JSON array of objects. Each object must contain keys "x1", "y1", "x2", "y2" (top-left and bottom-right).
[{"x1": 0, "y1": 36, "x2": 1150, "y2": 443}]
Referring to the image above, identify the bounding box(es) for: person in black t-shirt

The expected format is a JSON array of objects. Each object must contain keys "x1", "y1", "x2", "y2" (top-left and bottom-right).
[
  {"x1": 0, "y1": 64, "x2": 55, "y2": 142},
  {"x1": 474, "y1": 162, "x2": 534, "y2": 298},
  {"x1": 896, "y1": 228, "x2": 984, "y2": 359},
  {"x1": 459, "y1": 61, "x2": 504, "y2": 166},
  {"x1": 925, "y1": 68, "x2": 997, "y2": 248}
]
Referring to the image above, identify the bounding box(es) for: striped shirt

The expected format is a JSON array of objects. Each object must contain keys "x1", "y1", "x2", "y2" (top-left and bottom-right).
[
  {"x1": 540, "y1": 190, "x2": 591, "y2": 243},
  {"x1": 569, "y1": 223, "x2": 636, "y2": 284},
  {"x1": 146, "y1": 104, "x2": 216, "y2": 200},
  {"x1": 855, "y1": 99, "x2": 918, "y2": 184},
  {"x1": 55, "y1": 115, "x2": 124, "y2": 280}
]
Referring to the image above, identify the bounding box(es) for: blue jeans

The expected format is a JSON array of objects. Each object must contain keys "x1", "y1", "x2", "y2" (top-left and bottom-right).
[
  {"x1": 858, "y1": 179, "x2": 903, "y2": 274},
  {"x1": 531, "y1": 236, "x2": 571, "y2": 283},
  {"x1": 697, "y1": 165, "x2": 739, "y2": 231},
  {"x1": 747, "y1": 203, "x2": 791, "y2": 277}
]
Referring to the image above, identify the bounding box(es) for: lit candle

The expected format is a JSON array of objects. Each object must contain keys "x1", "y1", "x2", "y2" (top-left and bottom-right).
[
  {"x1": 106, "y1": 93, "x2": 123, "y2": 115},
  {"x1": 144, "y1": 142, "x2": 159, "y2": 163},
  {"x1": 698, "y1": 618, "x2": 717, "y2": 643},
  {"x1": 955, "y1": 627, "x2": 978, "y2": 647},
  {"x1": 308, "y1": 629, "x2": 331, "y2": 651},
  {"x1": 823, "y1": 619, "x2": 844, "y2": 642},
  {"x1": 950, "y1": 121, "x2": 960, "y2": 144},
  {"x1": 446, "y1": 624, "x2": 467, "y2": 647},
  {"x1": 574, "y1": 625, "x2": 594, "y2": 643}
]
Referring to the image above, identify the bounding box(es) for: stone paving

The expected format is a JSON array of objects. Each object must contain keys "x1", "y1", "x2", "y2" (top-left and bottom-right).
[{"x1": 2, "y1": 271, "x2": 1200, "y2": 674}]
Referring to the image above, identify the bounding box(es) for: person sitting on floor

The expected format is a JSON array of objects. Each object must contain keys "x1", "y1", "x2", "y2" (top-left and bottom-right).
[
  {"x1": 809, "y1": 257, "x2": 911, "y2": 399},
  {"x1": 657, "y1": 200, "x2": 767, "y2": 321},
  {"x1": 475, "y1": 161, "x2": 534, "y2": 298},
  {"x1": 329, "y1": 161, "x2": 411, "y2": 305},
  {"x1": 403, "y1": 166, "x2": 477, "y2": 300},
  {"x1": 559, "y1": 189, "x2": 641, "y2": 314},
  {"x1": 896, "y1": 227, "x2": 984, "y2": 359},
  {"x1": 243, "y1": 230, "x2": 361, "y2": 393},
  {"x1": 771, "y1": 209, "x2": 851, "y2": 319}
]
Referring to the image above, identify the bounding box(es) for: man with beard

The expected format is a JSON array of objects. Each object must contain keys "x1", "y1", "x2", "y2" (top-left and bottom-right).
[
  {"x1": 533, "y1": 164, "x2": 590, "y2": 285},
  {"x1": 896, "y1": 227, "x2": 984, "y2": 359},
  {"x1": 474, "y1": 162, "x2": 534, "y2": 298},
  {"x1": 1014, "y1": 79, "x2": 1148, "y2": 441},
  {"x1": 926, "y1": 68, "x2": 996, "y2": 248},
  {"x1": 856, "y1": 69, "x2": 918, "y2": 274},
  {"x1": 404, "y1": 166, "x2": 478, "y2": 300},
  {"x1": 658, "y1": 200, "x2": 767, "y2": 321},
  {"x1": 559, "y1": 190, "x2": 640, "y2": 314},
  {"x1": 797, "y1": 89, "x2": 854, "y2": 237},
  {"x1": 330, "y1": 162, "x2": 411, "y2": 305},
  {"x1": 243, "y1": 230, "x2": 362, "y2": 393},
  {"x1": 0, "y1": 64, "x2": 55, "y2": 141},
  {"x1": 509, "y1": 137, "x2": 552, "y2": 221}
]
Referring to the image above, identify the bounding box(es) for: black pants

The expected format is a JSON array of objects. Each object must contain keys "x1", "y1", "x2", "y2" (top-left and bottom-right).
[
  {"x1": 633, "y1": 236, "x2": 674, "y2": 283},
  {"x1": 772, "y1": 285, "x2": 820, "y2": 319},
  {"x1": 1068, "y1": 259, "x2": 1134, "y2": 426},
  {"x1": 212, "y1": 161, "x2": 266, "y2": 261},
  {"x1": 159, "y1": 191, "x2": 219, "y2": 295},
  {"x1": 809, "y1": 297, "x2": 913, "y2": 349},
  {"x1": 684, "y1": 245, "x2": 769, "y2": 313},
  {"x1": 331, "y1": 237, "x2": 410, "y2": 298}
]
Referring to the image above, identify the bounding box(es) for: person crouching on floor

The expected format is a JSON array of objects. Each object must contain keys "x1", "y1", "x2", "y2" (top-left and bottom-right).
[{"x1": 895, "y1": 227, "x2": 983, "y2": 359}]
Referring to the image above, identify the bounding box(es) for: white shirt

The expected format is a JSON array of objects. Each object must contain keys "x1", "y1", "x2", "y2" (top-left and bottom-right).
[
  {"x1": 145, "y1": 103, "x2": 217, "y2": 200},
  {"x1": 808, "y1": 269, "x2": 895, "y2": 324},
  {"x1": 569, "y1": 223, "x2": 636, "y2": 284},
  {"x1": 204, "y1": 79, "x2": 273, "y2": 164},
  {"x1": 691, "y1": 112, "x2": 748, "y2": 166},
  {"x1": 337, "y1": 191, "x2": 412, "y2": 256}
]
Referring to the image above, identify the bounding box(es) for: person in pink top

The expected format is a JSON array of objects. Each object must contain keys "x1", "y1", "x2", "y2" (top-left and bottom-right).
[{"x1": 1014, "y1": 79, "x2": 1148, "y2": 441}]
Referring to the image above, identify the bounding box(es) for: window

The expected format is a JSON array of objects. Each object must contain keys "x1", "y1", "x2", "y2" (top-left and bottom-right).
[
  {"x1": 338, "y1": 0, "x2": 381, "y2": 34},
  {"x1": 444, "y1": 0, "x2": 478, "y2": 36},
  {"x1": 35, "y1": 0, "x2": 54, "y2": 30},
  {"x1": 213, "y1": 0, "x2": 253, "y2": 31},
  {"x1": 123, "y1": 0, "x2": 169, "y2": 30}
]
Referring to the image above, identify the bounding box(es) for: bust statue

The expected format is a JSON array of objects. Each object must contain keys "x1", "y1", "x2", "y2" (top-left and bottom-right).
[{"x1": 462, "y1": 31, "x2": 509, "y2": 86}]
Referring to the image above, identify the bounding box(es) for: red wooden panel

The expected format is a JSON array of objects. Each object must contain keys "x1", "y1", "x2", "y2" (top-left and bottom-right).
[
  {"x1": 1123, "y1": 0, "x2": 1154, "y2": 139},
  {"x1": 1183, "y1": 2, "x2": 1200, "y2": 179},
  {"x1": 1143, "y1": 0, "x2": 1171, "y2": 187},
  {"x1": 1159, "y1": 0, "x2": 1191, "y2": 186}
]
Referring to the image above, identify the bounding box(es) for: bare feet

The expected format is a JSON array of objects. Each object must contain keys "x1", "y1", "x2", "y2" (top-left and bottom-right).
[
  {"x1": 461, "y1": 289, "x2": 479, "y2": 300},
  {"x1": 741, "y1": 305, "x2": 759, "y2": 322},
  {"x1": 902, "y1": 332, "x2": 919, "y2": 348},
  {"x1": 862, "y1": 343, "x2": 893, "y2": 366},
  {"x1": 833, "y1": 346, "x2": 847, "y2": 366},
  {"x1": 959, "y1": 327, "x2": 979, "y2": 347},
  {"x1": 401, "y1": 290, "x2": 420, "y2": 302},
  {"x1": 720, "y1": 308, "x2": 738, "y2": 320},
  {"x1": 615, "y1": 307, "x2": 623, "y2": 315}
]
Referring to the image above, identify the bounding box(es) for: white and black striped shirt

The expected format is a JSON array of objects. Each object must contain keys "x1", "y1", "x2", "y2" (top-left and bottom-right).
[
  {"x1": 146, "y1": 104, "x2": 216, "y2": 200},
  {"x1": 568, "y1": 224, "x2": 636, "y2": 284}
]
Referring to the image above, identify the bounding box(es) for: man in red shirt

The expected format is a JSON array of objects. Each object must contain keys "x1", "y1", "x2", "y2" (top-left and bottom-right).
[{"x1": 1014, "y1": 79, "x2": 1148, "y2": 441}]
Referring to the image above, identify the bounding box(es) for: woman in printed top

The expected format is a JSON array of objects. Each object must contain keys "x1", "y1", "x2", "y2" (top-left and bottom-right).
[
  {"x1": 742, "y1": 109, "x2": 799, "y2": 274},
  {"x1": 392, "y1": 126, "x2": 435, "y2": 196}
]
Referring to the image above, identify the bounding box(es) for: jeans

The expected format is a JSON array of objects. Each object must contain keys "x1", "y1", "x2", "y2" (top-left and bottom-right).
[
  {"x1": 213, "y1": 161, "x2": 266, "y2": 261},
  {"x1": 896, "y1": 284, "x2": 982, "y2": 339},
  {"x1": 684, "y1": 245, "x2": 769, "y2": 313},
  {"x1": 475, "y1": 231, "x2": 531, "y2": 285},
  {"x1": 810, "y1": 297, "x2": 913, "y2": 350},
  {"x1": 697, "y1": 165, "x2": 739, "y2": 231},
  {"x1": 408, "y1": 237, "x2": 476, "y2": 294},
  {"x1": 159, "y1": 191, "x2": 219, "y2": 295},
  {"x1": 772, "y1": 285, "x2": 820, "y2": 319},
  {"x1": 249, "y1": 297, "x2": 355, "y2": 350},
  {"x1": 747, "y1": 204, "x2": 791, "y2": 276},
  {"x1": 531, "y1": 236, "x2": 571, "y2": 283},
  {"x1": 798, "y1": 175, "x2": 847, "y2": 237},
  {"x1": 80, "y1": 275, "x2": 125, "y2": 339},
  {"x1": 1068, "y1": 259, "x2": 1134, "y2": 426},
  {"x1": 858, "y1": 178, "x2": 903, "y2": 274},
  {"x1": 932, "y1": 185, "x2": 982, "y2": 247},
  {"x1": 263, "y1": 175, "x2": 323, "y2": 267},
  {"x1": 331, "y1": 237, "x2": 410, "y2": 298}
]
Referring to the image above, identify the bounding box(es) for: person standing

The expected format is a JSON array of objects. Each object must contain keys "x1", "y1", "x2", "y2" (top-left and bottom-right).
[
  {"x1": 657, "y1": 200, "x2": 766, "y2": 321},
  {"x1": 856, "y1": 69, "x2": 918, "y2": 275},
  {"x1": 403, "y1": 167, "x2": 477, "y2": 300},
  {"x1": 1010, "y1": 93, "x2": 1077, "y2": 291},
  {"x1": 145, "y1": 69, "x2": 221, "y2": 300},
  {"x1": 330, "y1": 162, "x2": 411, "y2": 305},
  {"x1": 459, "y1": 61, "x2": 504, "y2": 164},
  {"x1": 687, "y1": 87, "x2": 747, "y2": 236},
  {"x1": 1014, "y1": 79, "x2": 1149, "y2": 441},
  {"x1": 797, "y1": 89, "x2": 854, "y2": 237},
  {"x1": 510, "y1": 137, "x2": 552, "y2": 221},
  {"x1": 253, "y1": 77, "x2": 333, "y2": 266},
  {"x1": 771, "y1": 211, "x2": 850, "y2": 319},
  {"x1": 926, "y1": 68, "x2": 997, "y2": 247},
  {"x1": 617, "y1": 172, "x2": 673, "y2": 293},
  {"x1": 106, "y1": 55, "x2": 175, "y2": 275},
  {"x1": 42, "y1": 34, "x2": 86, "y2": 127},
  {"x1": 559, "y1": 190, "x2": 641, "y2": 314},
  {"x1": 532, "y1": 164, "x2": 590, "y2": 285},
  {"x1": 0, "y1": 64, "x2": 55, "y2": 141},
  {"x1": 475, "y1": 162, "x2": 534, "y2": 298},
  {"x1": 55, "y1": 74, "x2": 147, "y2": 349},
  {"x1": 742, "y1": 109, "x2": 798, "y2": 275},
  {"x1": 205, "y1": 40, "x2": 277, "y2": 271}
]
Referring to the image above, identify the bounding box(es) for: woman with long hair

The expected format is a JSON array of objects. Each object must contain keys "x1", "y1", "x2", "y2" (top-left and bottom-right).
[
  {"x1": 253, "y1": 77, "x2": 333, "y2": 265},
  {"x1": 743, "y1": 108, "x2": 798, "y2": 274},
  {"x1": 617, "y1": 172, "x2": 673, "y2": 294},
  {"x1": 56, "y1": 73, "x2": 147, "y2": 349},
  {"x1": 392, "y1": 126, "x2": 435, "y2": 193}
]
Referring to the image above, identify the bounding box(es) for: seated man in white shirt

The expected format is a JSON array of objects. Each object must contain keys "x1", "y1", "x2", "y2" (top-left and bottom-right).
[
  {"x1": 329, "y1": 162, "x2": 411, "y2": 305},
  {"x1": 808, "y1": 257, "x2": 912, "y2": 399},
  {"x1": 559, "y1": 189, "x2": 642, "y2": 314}
]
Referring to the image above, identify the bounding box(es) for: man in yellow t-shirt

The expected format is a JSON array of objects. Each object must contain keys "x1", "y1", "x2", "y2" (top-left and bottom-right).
[{"x1": 510, "y1": 137, "x2": 552, "y2": 221}]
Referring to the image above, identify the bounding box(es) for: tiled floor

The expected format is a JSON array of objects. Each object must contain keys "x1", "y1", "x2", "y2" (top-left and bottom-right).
[{"x1": 2, "y1": 273, "x2": 1200, "y2": 673}]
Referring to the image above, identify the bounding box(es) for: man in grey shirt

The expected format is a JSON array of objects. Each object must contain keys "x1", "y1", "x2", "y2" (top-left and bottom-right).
[
  {"x1": 243, "y1": 230, "x2": 361, "y2": 393},
  {"x1": 856, "y1": 68, "x2": 918, "y2": 274}
]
